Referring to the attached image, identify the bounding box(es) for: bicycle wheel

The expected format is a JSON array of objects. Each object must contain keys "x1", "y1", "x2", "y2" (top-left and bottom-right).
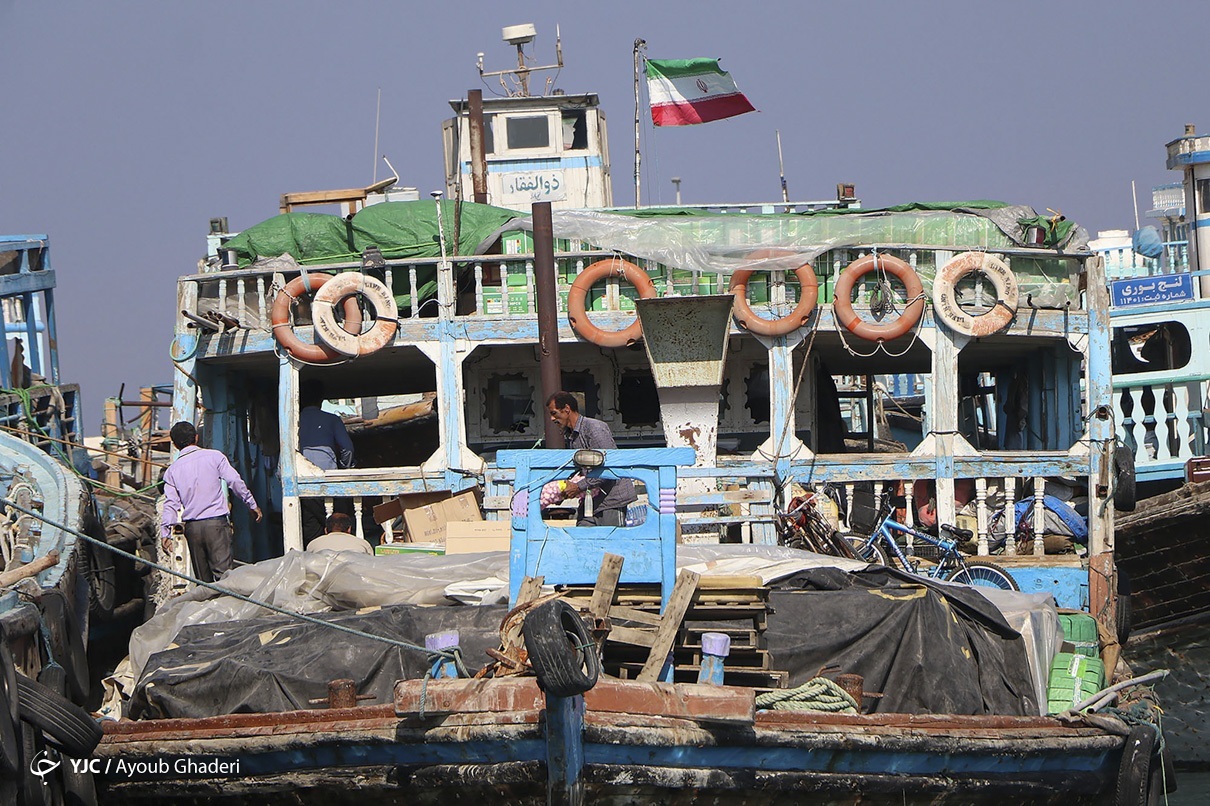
[
  {"x1": 840, "y1": 533, "x2": 888, "y2": 566},
  {"x1": 947, "y1": 559, "x2": 1019, "y2": 591}
]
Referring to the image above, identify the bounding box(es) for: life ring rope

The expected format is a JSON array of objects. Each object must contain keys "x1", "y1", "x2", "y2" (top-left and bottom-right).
[{"x1": 831, "y1": 252, "x2": 927, "y2": 345}]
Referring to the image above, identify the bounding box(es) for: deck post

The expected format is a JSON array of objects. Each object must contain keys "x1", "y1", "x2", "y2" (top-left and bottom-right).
[
  {"x1": 279, "y1": 357, "x2": 303, "y2": 552},
  {"x1": 169, "y1": 281, "x2": 200, "y2": 436},
  {"x1": 544, "y1": 693, "x2": 585, "y2": 806}
]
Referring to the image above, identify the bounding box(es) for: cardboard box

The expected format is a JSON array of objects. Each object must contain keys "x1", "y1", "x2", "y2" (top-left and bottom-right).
[
  {"x1": 444, "y1": 520, "x2": 511, "y2": 554},
  {"x1": 374, "y1": 543, "x2": 445, "y2": 556},
  {"x1": 400, "y1": 490, "x2": 483, "y2": 544}
]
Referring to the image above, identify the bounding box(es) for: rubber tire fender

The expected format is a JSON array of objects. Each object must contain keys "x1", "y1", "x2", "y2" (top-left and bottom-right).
[
  {"x1": 312, "y1": 272, "x2": 399, "y2": 357},
  {"x1": 1114, "y1": 445, "x2": 1137, "y2": 512},
  {"x1": 37, "y1": 664, "x2": 97, "y2": 806},
  {"x1": 19, "y1": 717, "x2": 53, "y2": 806},
  {"x1": 521, "y1": 599, "x2": 600, "y2": 698},
  {"x1": 269, "y1": 273, "x2": 364, "y2": 364},
  {"x1": 1113, "y1": 724, "x2": 1157, "y2": 806},
  {"x1": 932, "y1": 251, "x2": 1019, "y2": 337},
  {"x1": 14, "y1": 673, "x2": 103, "y2": 759},
  {"x1": 832, "y1": 254, "x2": 926, "y2": 342},
  {"x1": 566, "y1": 259, "x2": 658, "y2": 348},
  {"x1": 0, "y1": 641, "x2": 19, "y2": 778},
  {"x1": 39, "y1": 589, "x2": 89, "y2": 704},
  {"x1": 840, "y1": 533, "x2": 888, "y2": 567},
  {"x1": 729, "y1": 249, "x2": 819, "y2": 337}
]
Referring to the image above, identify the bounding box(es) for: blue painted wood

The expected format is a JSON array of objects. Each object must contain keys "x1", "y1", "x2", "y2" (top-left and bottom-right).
[
  {"x1": 504, "y1": 447, "x2": 693, "y2": 607},
  {"x1": 1007, "y1": 566, "x2": 1088, "y2": 610},
  {"x1": 697, "y1": 655, "x2": 725, "y2": 686},
  {"x1": 579, "y1": 741, "x2": 1116, "y2": 776},
  {"x1": 545, "y1": 695, "x2": 585, "y2": 805}
]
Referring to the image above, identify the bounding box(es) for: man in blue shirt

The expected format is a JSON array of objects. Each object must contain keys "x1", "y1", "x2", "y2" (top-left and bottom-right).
[{"x1": 298, "y1": 379, "x2": 355, "y2": 541}]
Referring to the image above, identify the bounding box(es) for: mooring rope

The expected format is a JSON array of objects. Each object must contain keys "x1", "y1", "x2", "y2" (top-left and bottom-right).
[{"x1": 755, "y1": 677, "x2": 858, "y2": 714}]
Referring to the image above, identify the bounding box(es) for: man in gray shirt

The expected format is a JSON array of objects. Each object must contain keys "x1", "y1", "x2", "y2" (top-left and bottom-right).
[{"x1": 546, "y1": 391, "x2": 636, "y2": 527}]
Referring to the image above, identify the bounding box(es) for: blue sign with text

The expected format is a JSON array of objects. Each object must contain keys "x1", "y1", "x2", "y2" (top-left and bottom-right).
[{"x1": 1111, "y1": 273, "x2": 1194, "y2": 307}]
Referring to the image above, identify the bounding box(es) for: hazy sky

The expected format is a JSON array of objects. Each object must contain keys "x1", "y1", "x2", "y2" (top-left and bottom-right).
[{"x1": 2, "y1": 1, "x2": 1207, "y2": 434}]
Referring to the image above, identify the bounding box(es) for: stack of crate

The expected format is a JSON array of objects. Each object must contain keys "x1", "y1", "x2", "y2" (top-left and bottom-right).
[
  {"x1": 1045, "y1": 612, "x2": 1105, "y2": 714},
  {"x1": 562, "y1": 575, "x2": 787, "y2": 689}
]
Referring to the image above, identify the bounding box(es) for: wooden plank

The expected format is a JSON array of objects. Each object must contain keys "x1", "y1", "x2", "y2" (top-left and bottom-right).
[
  {"x1": 606, "y1": 625, "x2": 657, "y2": 648},
  {"x1": 637, "y1": 570, "x2": 700, "y2": 683},
  {"x1": 394, "y1": 677, "x2": 544, "y2": 716},
  {"x1": 582, "y1": 679, "x2": 754, "y2": 725},
  {"x1": 588, "y1": 554, "x2": 624, "y2": 619},
  {"x1": 502, "y1": 576, "x2": 545, "y2": 652},
  {"x1": 605, "y1": 605, "x2": 663, "y2": 626}
]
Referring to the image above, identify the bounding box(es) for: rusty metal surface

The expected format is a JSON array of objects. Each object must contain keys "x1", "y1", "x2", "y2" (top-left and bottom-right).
[{"x1": 634, "y1": 295, "x2": 733, "y2": 388}]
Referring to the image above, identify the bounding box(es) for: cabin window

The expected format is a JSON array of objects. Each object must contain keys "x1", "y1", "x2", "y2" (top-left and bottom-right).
[
  {"x1": 505, "y1": 116, "x2": 550, "y2": 150},
  {"x1": 560, "y1": 370, "x2": 600, "y2": 418},
  {"x1": 745, "y1": 365, "x2": 769, "y2": 424},
  {"x1": 1111, "y1": 322, "x2": 1192, "y2": 374},
  {"x1": 619, "y1": 369, "x2": 659, "y2": 427},
  {"x1": 561, "y1": 110, "x2": 587, "y2": 150},
  {"x1": 485, "y1": 374, "x2": 534, "y2": 433},
  {"x1": 1198, "y1": 178, "x2": 1210, "y2": 216}
]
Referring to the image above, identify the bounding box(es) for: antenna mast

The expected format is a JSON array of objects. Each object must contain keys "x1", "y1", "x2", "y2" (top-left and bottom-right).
[
  {"x1": 776, "y1": 130, "x2": 789, "y2": 204},
  {"x1": 478, "y1": 23, "x2": 563, "y2": 98}
]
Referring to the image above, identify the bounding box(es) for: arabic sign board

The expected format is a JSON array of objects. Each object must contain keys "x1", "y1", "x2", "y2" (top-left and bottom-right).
[
  {"x1": 499, "y1": 170, "x2": 566, "y2": 205},
  {"x1": 1111, "y1": 273, "x2": 1194, "y2": 308}
]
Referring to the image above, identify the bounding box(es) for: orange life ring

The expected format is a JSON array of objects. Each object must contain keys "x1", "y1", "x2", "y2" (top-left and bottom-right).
[
  {"x1": 832, "y1": 254, "x2": 925, "y2": 342},
  {"x1": 932, "y1": 252, "x2": 1018, "y2": 337},
  {"x1": 729, "y1": 249, "x2": 819, "y2": 337},
  {"x1": 312, "y1": 272, "x2": 398, "y2": 357},
  {"x1": 567, "y1": 259, "x2": 658, "y2": 348},
  {"x1": 270, "y1": 273, "x2": 363, "y2": 364}
]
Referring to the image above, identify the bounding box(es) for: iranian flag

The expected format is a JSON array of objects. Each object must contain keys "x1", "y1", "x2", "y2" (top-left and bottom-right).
[{"x1": 646, "y1": 58, "x2": 755, "y2": 126}]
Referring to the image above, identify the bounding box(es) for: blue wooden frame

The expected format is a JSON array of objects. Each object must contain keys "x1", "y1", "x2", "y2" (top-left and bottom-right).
[{"x1": 498, "y1": 447, "x2": 695, "y2": 607}]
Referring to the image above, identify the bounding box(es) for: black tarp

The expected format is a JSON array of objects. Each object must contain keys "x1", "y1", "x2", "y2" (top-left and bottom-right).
[
  {"x1": 764, "y1": 566, "x2": 1038, "y2": 715},
  {"x1": 129, "y1": 604, "x2": 506, "y2": 720}
]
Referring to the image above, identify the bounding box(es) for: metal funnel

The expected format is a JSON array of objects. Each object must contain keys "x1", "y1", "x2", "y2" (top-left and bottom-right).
[{"x1": 634, "y1": 295, "x2": 734, "y2": 466}]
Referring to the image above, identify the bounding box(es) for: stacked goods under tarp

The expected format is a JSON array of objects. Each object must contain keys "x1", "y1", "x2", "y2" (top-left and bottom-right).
[
  {"x1": 218, "y1": 200, "x2": 524, "y2": 310},
  {"x1": 495, "y1": 201, "x2": 1088, "y2": 308},
  {"x1": 765, "y1": 565, "x2": 1045, "y2": 716}
]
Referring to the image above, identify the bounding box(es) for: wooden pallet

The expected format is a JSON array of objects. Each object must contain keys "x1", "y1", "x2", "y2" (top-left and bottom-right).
[{"x1": 609, "y1": 662, "x2": 788, "y2": 690}]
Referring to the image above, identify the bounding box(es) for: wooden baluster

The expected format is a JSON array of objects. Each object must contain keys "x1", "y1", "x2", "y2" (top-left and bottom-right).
[
  {"x1": 1003, "y1": 479, "x2": 1017, "y2": 556},
  {"x1": 843, "y1": 483, "x2": 854, "y2": 530},
  {"x1": 409, "y1": 266, "x2": 420, "y2": 319},
  {"x1": 256, "y1": 276, "x2": 267, "y2": 328},
  {"x1": 525, "y1": 260, "x2": 535, "y2": 315},
  {"x1": 1032, "y1": 477, "x2": 1046, "y2": 557},
  {"x1": 353, "y1": 498, "x2": 365, "y2": 541},
  {"x1": 1172, "y1": 382, "x2": 1192, "y2": 460},
  {"x1": 324, "y1": 497, "x2": 334, "y2": 518},
  {"x1": 218, "y1": 277, "x2": 228, "y2": 319},
  {"x1": 975, "y1": 477, "x2": 989, "y2": 556},
  {"x1": 474, "y1": 262, "x2": 485, "y2": 315},
  {"x1": 904, "y1": 484, "x2": 915, "y2": 529},
  {"x1": 236, "y1": 278, "x2": 246, "y2": 329},
  {"x1": 385, "y1": 267, "x2": 395, "y2": 316}
]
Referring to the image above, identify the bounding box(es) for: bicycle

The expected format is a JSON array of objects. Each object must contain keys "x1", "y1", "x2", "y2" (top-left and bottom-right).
[
  {"x1": 776, "y1": 490, "x2": 862, "y2": 561},
  {"x1": 841, "y1": 499, "x2": 1020, "y2": 591}
]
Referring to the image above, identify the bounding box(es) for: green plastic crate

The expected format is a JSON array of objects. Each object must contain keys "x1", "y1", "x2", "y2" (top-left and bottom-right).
[
  {"x1": 1046, "y1": 651, "x2": 1105, "y2": 714},
  {"x1": 1059, "y1": 613, "x2": 1100, "y2": 659}
]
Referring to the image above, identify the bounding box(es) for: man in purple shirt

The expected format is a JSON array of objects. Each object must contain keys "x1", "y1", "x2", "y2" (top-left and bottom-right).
[{"x1": 162, "y1": 421, "x2": 263, "y2": 582}]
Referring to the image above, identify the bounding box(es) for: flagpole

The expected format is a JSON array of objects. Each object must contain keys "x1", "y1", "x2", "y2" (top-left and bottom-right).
[
  {"x1": 634, "y1": 38, "x2": 646, "y2": 209},
  {"x1": 776, "y1": 130, "x2": 789, "y2": 204}
]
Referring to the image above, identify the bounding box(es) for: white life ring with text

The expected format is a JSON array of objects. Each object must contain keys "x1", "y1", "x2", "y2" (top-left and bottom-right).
[{"x1": 932, "y1": 252, "x2": 1018, "y2": 337}]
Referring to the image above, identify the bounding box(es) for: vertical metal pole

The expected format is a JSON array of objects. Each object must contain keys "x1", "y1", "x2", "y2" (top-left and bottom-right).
[
  {"x1": 633, "y1": 39, "x2": 645, "y2": 209},
  {"x1": 777, "y1": 130, "x2": 789, "y2": 204},
  {"x1": 533, "y1": 202, "x2": 564, "y2": 449},
  {"x1": 468, "y1": 90, "x2": 489, "y2": 205}
]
